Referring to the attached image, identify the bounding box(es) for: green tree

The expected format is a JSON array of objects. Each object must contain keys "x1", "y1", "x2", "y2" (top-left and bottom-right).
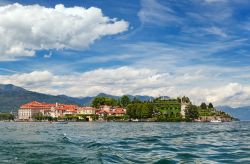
[
  {"x1": 126, "y1": 102, "x2": 153, "y2": 119},
  {"x1": 185, "y1": 105, "x2": 199, "y2": 120},
  {"x1": 141, "y1": 103, "x2": 153, "y2": 118},
  {"x1": 182, "y1": 96, "x2": 190, "y2": 103},
  {"x1": 0, "y1": 113, "x2": 14, "y2": 121},
  {"x1": 92, "y1": 97, "x2": 118, "y2": 108},
  {"x1": 126, "y1": 104, "x2": 136, "y2": 118},
  {"x1": 200, "y1": 102, "x2": 207, "y2": 109},
  {"x1": 208, "y1": 103, "x2": 214, "y2": 109},
  {"x1": 33, "y1": 112, "x2": 44, "y2": 121},
  {"x1": 120, "y1": 95, "x2": 131, "y2": 108}
]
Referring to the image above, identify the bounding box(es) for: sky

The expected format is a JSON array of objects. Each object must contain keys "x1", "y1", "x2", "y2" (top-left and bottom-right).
[{"x1": 0, "y1": 0, "x2": 250, "y2": 107}]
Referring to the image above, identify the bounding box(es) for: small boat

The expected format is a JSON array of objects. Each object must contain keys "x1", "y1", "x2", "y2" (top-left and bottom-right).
[
  {"x1": 52, "y1": 121, "x2": 68, "y2": 124},
  {"x1": 210, "y1": 119, "x2": 222, "y2": 123}
]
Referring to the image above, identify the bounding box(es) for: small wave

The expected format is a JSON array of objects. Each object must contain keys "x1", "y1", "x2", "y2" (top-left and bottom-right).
[
  {"x1": 85, "y1": 142, "x2": 103, "y2": 149},
  {"x1": 58, "y1": 133, "x2": 72, "y2": 143},
  {"x1": 153, "y1": 158, "x2": 177, "y2": 164},
  {"x1": 176, "y1": 152, "x2": 201, "y2": 159}
]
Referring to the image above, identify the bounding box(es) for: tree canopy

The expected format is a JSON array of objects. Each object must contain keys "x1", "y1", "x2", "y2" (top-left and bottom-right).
[
  {"x1": 0, "y1": 113, "x2": 14, "y2": 120},
  {"x1": 120, "y1": 95, "x2": 131, "y2": 108},
  {"x1": 208, "y1": 103, "x2": 214, "y2": 109},
  {"x1": 126, "y1": 102, "x2": 153, "y2": 119},
  {"x1": 185, "y1": 105, "x2": 199, "y2": 120},
  {"x1": 200, "y1": 102, "x2": 207, "y2": 109},
  {"x1": 92, "y1": 97, "x2": 117, "y2": 108}
]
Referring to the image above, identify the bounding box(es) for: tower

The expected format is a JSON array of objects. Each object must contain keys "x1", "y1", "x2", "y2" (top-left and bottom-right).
[
  {"x1": 180, "y1": 98, "x2": 188, "y2": 118},
  {"x1": 180, "y1": 103, "x2": 186, "y2": 118}
]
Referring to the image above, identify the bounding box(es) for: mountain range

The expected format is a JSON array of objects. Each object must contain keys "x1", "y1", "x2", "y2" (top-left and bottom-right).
[
  {"x1": 217, "y1": 106, "x2": 250, "y2": 121},
  {"x1": 0, "y1": 84, "x2": 154, "y2": 113}
]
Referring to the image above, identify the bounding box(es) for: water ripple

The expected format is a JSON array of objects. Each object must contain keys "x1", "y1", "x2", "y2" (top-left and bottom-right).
[{"x1": 0, "y1": 122, "x2": 249, "y2": 163}]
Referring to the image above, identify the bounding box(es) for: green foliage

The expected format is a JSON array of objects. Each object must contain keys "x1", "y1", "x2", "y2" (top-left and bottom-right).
[
  {"x1": 33, "y1": 113, "x2": 55, "y2": 121},
  {"x1": 126, "y1": 102, "x2": 153, "y2": 119},
  {"x1": 177, "y1": 97, "x2": 181, "y2": 103},
  {"x1": 154, "y1": 98, "x2": 181, "y2": 118},
  {"x1": 200, "y1": 102, "x2": 207, "y2": 109},
  {"x1": 154, "y1": 115, "x2": 184, "y2": 122},
  {"x1": 0, "y1": 113, "x2": 14, "y2": 120},
  {"x1": 182, "y1": 96, "x2": 191, "y2": 103},
  {"x1": 107, "y1": 115, "x2": 129, "y2": 121},
  {"x1": 63, "y1": 114, "x2": 81, "y2": 121},
  {"x1": 208, "y1": 103, "x2": 214, "y2": 109},
  {"x1": 91, "y1": 97, "x2": 117, "y2": 108},
  {"x1": 185, "y1": 105, "x2": 199, "y2": 120},
  {"x1": 120, "y1": 95, "x2": 131, "y2": 108}
]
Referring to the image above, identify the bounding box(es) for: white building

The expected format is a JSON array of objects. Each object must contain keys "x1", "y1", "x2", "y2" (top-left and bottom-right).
[
  {"x1": 18, "y1": 101, "x2": 78, "y2": 120},
  {"x1": 77, "y1": 107, "x2": 96, "y2": 115},
  {"x1": 18, "y1": 101, "x2": 53, "y2": 120}
]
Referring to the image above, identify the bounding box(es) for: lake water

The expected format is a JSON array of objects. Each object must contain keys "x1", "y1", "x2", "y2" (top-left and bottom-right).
[{"x1": 0, "y1": 122, "x2": 249, "y2": 163}]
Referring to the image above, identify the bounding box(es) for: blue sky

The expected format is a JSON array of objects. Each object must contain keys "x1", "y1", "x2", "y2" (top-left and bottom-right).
[{"x1": 0, "y1": 0, "x2": 250, "y2": 107}]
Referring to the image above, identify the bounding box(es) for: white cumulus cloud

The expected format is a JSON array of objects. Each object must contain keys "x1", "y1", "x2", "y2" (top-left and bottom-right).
[
  {"x1": 1, "y1": 67, "x2": 250, "y2": 107},
  {"x1": 0, "y1": 3, "x2": 129, "y2": 60}
]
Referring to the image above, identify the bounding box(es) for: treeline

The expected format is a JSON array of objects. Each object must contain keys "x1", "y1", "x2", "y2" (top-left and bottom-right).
[
  {"x1": 92, "y1": 95, "x2": 136, "y2": 108},
  {"x1": 0, "y1": 113, "x2": 14, "y2": 121},
  {"x1": 33, "y1": 113, "x2": 99, "y2": 121},
  {"x1": 126, "y1": 102, "x2": 154, "y2": 119}
]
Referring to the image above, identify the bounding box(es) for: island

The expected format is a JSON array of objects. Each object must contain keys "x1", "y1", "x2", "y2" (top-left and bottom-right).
[{"x1": 0, "y1": 96, "x2": 235, "y2": 122}]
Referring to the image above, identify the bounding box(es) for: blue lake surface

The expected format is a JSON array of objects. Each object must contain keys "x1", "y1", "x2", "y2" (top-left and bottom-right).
[{"x1": 0, "y1": 122, "x2": 250, "y2": 163}]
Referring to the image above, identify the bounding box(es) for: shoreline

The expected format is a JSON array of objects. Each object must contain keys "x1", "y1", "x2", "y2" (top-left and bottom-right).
[{"x1": 2, "y1": 119, "x2": 237, "y2": 123}]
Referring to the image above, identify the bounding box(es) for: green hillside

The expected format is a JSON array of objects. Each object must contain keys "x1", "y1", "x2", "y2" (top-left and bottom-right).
[{"x1": 0, "y1": 84, "x2": 79, "y2": 113}]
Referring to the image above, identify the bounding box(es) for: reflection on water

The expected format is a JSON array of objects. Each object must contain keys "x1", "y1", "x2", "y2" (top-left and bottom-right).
[{"x1": 0, "y1": 122, "x2": 250, "y2": 163}]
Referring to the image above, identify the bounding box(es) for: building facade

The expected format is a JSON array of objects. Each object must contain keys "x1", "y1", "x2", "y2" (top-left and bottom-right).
[
  {"x1": 18, "y1": 101, "x2": 54, "y2": 120},
  {"x1": 18, "y1": 101, "x2": 126, "y2": 121},
  {"x1": 77, "y1": 107, "x2": 97, "y2": 115},
  {"x1": 18, "y1": 101, "x2": 78, "y2": 121}
]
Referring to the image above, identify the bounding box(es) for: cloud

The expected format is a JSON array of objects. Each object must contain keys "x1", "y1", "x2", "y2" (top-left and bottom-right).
[
  {"x1": 0, "y1": 3, "x2": 129, "y2": 61},
  {"x1": 44, "y1": 51, "x2": 52, "y2": 58},
  {"x1": 1, "y1": 71, "x2": 53, "y2": 86},
  {"x1": 206, "y1": 83, "x2": 242, "y2": 103},
  {"x1": 204, "y1": 26, "x2": 227, "y2": 37},
  {"x1": 138, "y1": 0, "x2": 180, "y2": 26},
  {"x1": 1, "y1": 67, "x2": 250, "y2": 107}
]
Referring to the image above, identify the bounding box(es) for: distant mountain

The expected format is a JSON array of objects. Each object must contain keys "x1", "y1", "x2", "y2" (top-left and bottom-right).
[
  {"x1": 217, "y1": 106, "x2": 250, "y2": 121},
  {"x1": 0, "y1": 84, "x2": 157, "y2": 113},
  {"x1": 57, "y1": 95, "x2": 91, "y2": 105},
  {"x1": 0, "y1": 84, "x2": 82, "y2": 113},
  {"x1": 0, "y1": 84, "x2": 25, "y2": 92}
]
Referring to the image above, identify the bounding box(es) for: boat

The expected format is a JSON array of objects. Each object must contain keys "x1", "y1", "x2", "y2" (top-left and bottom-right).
[
  {"x1": 210, "y1": 119, "x2": 222, "y2": 123},
  {"x1": 51, "y1": 121, "x2": 68, "y2": 124}
]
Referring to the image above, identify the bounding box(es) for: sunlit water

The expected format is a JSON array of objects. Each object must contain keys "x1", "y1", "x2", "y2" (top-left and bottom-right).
[{"x1": 0, "y1": 122, "x2": 249, "y2": 163}]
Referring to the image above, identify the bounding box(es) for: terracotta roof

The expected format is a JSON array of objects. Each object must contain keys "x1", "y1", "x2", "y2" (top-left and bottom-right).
[
  {"x1": 20, "y1": 101, "x2": 78, "y2": 112},
  {"x1": 78, "y1": 107, "x2": 97, "y2": 111},
  {"x1": 20, "y1": 101, "x2": 55, "y2": 109},
  {"x1": 113, "y1": 108, "x2": 126, "y2": 114},
  {"x1": 96, "y1": 109, "x2": 113, "y2": 114},
  {"x1": 56, "y1": 104, "x2": 78, "y2": 112}
]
